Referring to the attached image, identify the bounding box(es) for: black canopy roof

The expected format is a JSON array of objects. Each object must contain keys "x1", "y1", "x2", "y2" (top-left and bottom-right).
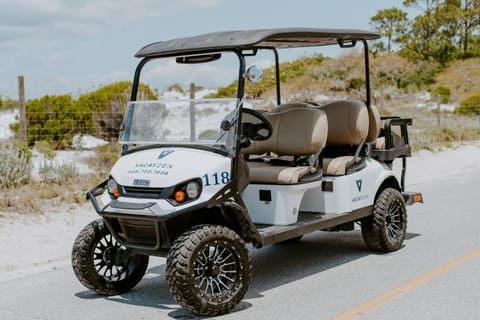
[{"x1": 135, "y1": 28, "x2": 379, "y2": 58}]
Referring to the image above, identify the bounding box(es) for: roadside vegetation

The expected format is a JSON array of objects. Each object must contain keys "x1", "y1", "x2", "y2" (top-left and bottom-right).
[{"x1": 0, "y1": 142, "x2": 117, "y2": 214}]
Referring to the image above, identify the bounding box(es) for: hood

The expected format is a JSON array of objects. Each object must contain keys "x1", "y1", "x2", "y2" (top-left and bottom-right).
[{"x1": 110, "y1": 147, "x2": 231, "y2": 188}]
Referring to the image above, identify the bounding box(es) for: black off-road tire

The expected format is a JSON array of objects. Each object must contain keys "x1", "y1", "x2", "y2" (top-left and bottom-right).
[
  {"x1": 361, "y1": 188, "x2": 407, "y2": 252},
  {"x1": 71, "y1": 219, "x2": 149, "y2": 295},
  {"x1": 166, "y1": 225, "x2": 253, "y2": 316}
]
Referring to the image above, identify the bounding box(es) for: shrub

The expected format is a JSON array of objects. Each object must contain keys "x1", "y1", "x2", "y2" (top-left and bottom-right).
[
  {"x1": 0, "y1": 97, "x2": 18, "y2": 111},
  {"x1": 38, "y1": 161, "x2": 79, "y2": 184},
  {"x1": 26, "y1": 94, "x2": 91, "y2": 148},
  {"x1": 76, "y1": 81, "x2": 157, "y2": 141},
  {"x1": 87, "y1": 143, "x2": 121, "y2": 176},
  {"x1": 34, "y1": 140, "x2": 56, "y2": 158},
  {"x1": 23, "y1": 82, "x2": 157, "y2": 148},
  {"x1": 208, "y1": 54, "x2": 323, "y2": 98},
  {"x1": 167, "y1": 83, "x2": 185, "y2": 94},
  {"x1": 455, "y1": 95, "x2": 480, "y2": 116},
  {"x1": 432, "y1": 86, "x2": 451, "y2": 104},
  {"x1": 0, "y1": 143, "x2": 32, "y2": 188},
  {"x1": 398, "y1": 60, "x2": 442, "y2": 90}
]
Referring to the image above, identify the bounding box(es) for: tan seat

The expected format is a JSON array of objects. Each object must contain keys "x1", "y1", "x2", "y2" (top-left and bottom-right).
[
  {"x1": 317, "y1": 100, "x2": 369, "y2": 176},
  {"x1": 248, "y1": 163, "x2": 312, "y2": 184},
  {"x1": 367, "y1": 104, "x2": 381, "y2": 144},
  {"x1": 243, "y1": 106, "x2": 328, "y2": 184}
]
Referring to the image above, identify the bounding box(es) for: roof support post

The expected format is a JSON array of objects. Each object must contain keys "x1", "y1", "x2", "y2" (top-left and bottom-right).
[
  {"x1": 273, "y1": 48, "x2": 281, "y2": 105},
  {"x1": 130, "y1": 58, "x2": 151, "y2": 101},
  {"x1": 362, "y1": 39, "x2": 372, "y2": 108},
  {"x1": 231, "y1": 50, "x2": 247, "y2": 182}
]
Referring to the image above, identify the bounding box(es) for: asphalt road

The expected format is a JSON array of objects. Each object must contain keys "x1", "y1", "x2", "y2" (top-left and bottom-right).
[{"x1": 1, "y1": 168, "x2": 479, "y2": 320}]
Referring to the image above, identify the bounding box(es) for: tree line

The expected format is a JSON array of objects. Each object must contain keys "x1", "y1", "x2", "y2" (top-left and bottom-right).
[{"x1": 370, "y1": 0, "x2": 480, "y2": 65}]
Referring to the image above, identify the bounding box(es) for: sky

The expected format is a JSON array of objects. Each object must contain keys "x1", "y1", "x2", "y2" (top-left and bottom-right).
[{"x1": 0, "y1": 0, "x2": 410, "y2": 99}]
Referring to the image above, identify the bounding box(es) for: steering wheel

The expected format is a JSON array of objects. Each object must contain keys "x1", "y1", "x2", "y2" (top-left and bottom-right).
[{"x1": 241, "y1": 108, "x2": 273, "y2": 141}]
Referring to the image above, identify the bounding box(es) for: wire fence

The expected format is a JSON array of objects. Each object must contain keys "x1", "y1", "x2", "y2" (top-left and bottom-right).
[
  {"x1": 1, "y1": 75, "x2": 152, "y2": 148},
  {"x1": 1, "y1": 109, "x2": 121, "y2": 148},
  {"x1": 27, "y1": 110, "x2": 121, "y2": 146}
]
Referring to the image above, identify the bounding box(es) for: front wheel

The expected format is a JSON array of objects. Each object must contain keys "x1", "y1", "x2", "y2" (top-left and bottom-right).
[
  {"x1": 361, "y1": 188, "x2": 407, "y2": 252},
  {"x1": 71, "y1": 219, "x2": 149, "y2": 295},
  {"x1": 166, "y1": 225, "x2": 253, "y2": 316}
]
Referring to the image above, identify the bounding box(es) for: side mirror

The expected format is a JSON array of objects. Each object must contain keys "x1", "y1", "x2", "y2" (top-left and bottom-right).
[
  {"x1": 221, "y1": 120, "x2": 232, "y2": 131},
  {"x1": 245, "y1": 65, "x2": 264, "y2": 84}
]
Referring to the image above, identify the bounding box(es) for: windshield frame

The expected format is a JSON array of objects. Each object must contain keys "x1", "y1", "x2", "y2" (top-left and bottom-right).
[{"x1": 128, "y1": 50, "x2": 246, "y2": 158}]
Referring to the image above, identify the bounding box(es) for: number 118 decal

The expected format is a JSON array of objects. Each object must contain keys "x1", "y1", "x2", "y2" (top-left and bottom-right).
[{"x1": 202, "y1": 171, "x2": 230, "y2": 186}]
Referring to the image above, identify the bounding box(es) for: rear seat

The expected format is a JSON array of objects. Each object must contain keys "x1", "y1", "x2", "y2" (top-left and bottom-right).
[
  {"x1": 317, "y1": 100, "x2": 369, "y2": 176},
  {"x1": 270, "y1": 100, "x2": 371, "y2": 176},
  {"x1": 243, "y1": 105, "x2": 328, "y2": 184}
]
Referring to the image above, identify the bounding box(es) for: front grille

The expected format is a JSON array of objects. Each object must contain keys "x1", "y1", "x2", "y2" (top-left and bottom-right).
[
  {"x1": 122, "y1": 186, "x2": 165, "y2": 199},
  {"x1": 118, "y1": 218, "x2": 157, "y2": 245}
]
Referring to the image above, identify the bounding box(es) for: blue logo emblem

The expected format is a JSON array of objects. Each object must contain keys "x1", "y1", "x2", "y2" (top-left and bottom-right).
[
  {"x1": 356, "y1": 179, "x2": 362, "y2": 192},
  {"x1": 158, "y1": 150, "x2": 174, "y2": 159}
]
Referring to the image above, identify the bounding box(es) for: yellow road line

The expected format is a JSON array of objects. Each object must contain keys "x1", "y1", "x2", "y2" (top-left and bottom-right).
[{"x1": 334, "y1": 247, "x2": 480, "y2": 320}]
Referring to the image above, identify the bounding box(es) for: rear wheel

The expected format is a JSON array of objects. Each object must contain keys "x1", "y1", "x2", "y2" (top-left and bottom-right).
[
  {"x1": 166, "y1": 225, "x2": 252, "y2": 316},
  {"x1": 71, "y1": 219, "x2": 149, "y2": 295},
  {"x1": 361, "y1": 188, "x2": 407, "y2": 252}
]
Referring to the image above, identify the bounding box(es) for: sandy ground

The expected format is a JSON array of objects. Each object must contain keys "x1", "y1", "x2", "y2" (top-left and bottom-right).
[
  {"x1": 0, "y1": 142, "x2": 479, "y2": 282},
  {"x1": 0, "y1": 205, "x2": 97, "y2": 281},
  {"x1": 0, "y1": 109, "x2": 18, "y2": 140}
]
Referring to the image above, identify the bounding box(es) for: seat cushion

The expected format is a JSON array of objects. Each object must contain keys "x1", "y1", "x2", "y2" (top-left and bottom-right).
[
  {"x1": 323, "y1": 156, "x2": 354, "y2": 176},
  {"x1": 248, "y1": 162, "x2": 310, "y2": 184}
]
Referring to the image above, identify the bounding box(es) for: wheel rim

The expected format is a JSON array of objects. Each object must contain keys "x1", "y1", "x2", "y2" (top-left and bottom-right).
[
  {"x1": 385, "y1": 198, "x2": 403, "y2": 241},
  {"x1": 93, "y1": 234, "x2": 131, "y2": 282},
  {"x1": 193, "y1": 240, "x2": 241, "y2": 299}
]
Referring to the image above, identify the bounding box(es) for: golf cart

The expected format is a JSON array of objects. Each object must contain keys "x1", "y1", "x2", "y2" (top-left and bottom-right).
[{"x1": 72, "y1": 28, "x2": 423, "y2": 316}]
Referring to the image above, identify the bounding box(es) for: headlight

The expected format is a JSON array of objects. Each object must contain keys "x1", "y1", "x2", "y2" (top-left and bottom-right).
[
  {"x1": 107, "y1": 178, "x2": 120, "y2": 198},
  {"x1": 169, "y1": 179, "x2": 202, "y2": 205},
  {"x1": 186, "y1": 181, "x2": 200, "y2": 199}
]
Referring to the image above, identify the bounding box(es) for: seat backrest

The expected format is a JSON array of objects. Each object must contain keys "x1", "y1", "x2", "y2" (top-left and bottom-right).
[
  {"x1": 271, "y1": 102, "x2": 312, "y2": 113},
  {"x1": 367, "y1": 104, "x2": 381, "y2": 143},
  {"x1": 243, "y1": 107, "x2": 328, "y2": 156},
  {"x1": 317, "y1": 100, "x2": 368, "y2": 145}
]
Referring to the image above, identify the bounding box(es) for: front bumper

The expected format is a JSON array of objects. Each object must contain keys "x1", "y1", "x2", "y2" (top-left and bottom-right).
[{"x1": 86, "y1": 180, "x2": 207, "y2": 252}]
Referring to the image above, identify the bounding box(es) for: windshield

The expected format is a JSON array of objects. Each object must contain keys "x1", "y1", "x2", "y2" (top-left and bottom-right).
[
  {"x1": 119, "y1": 98, "x2": 239, "y2": 153},
  {"x1": 120, "y1": 51, "x2": 242, "y2": 154}
]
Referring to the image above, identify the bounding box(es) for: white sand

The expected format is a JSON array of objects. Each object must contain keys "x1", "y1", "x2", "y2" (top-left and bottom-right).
[
  {"x1": 0, "y1": 109, "x2": 18, "y2": 140},
  {"x1": 0, "y1": 142, "x2": 479, "y2": 281},
  {"x1": 406, "y1": 143, "x2": 480, "y2": 185},
  {"x1": 0, "y1": 204, "x2": 97, "y2": 281}
]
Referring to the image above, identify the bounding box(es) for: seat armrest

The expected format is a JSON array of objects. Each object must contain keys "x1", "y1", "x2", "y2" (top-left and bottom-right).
[
  {"x1": 383, "y1": 118, "x2": 412, "y2": 149},
  {"x1": 372, "y1": 117, "x2": 412, "y2": 161}
]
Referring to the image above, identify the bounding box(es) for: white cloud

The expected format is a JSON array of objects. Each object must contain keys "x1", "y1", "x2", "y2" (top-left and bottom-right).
[
  {"x1": 0, "y1": 0, "x2": 220, "y2": 29},
  {"x1": 0, "y1": 0, "x2": 223, "y2": 98},
  {"x1": 0, "y1": 0, "x2": 222, "y2": 48},
  {"x1": 50, "y1": 70, "x2": 132, "y2": 96},
  {"x1": 142, "y1": 58, "x2": 237, "y2": 91}
]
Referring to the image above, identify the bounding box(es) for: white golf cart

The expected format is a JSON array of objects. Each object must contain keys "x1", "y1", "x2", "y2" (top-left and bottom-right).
[{"x1": 72, "y1": 28, "x2": 423, "y2": 316}]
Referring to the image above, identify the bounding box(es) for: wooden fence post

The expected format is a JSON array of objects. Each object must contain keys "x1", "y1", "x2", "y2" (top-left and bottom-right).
[{"x1": 18, "y1": 76, "x2": 27, "y2": 144}]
